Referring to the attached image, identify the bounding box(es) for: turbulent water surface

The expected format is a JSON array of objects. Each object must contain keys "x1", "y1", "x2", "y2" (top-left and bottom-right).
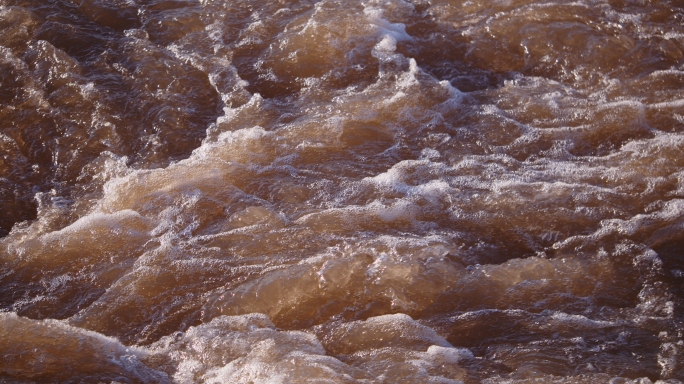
[{"x1": 2, "y1": 0, "x2": 684, "y2": 382}]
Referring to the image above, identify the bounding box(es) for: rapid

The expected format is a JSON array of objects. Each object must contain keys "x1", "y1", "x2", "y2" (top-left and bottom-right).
[{"x1": 1, "y1": 0, "x2": 684, "y2": 382}]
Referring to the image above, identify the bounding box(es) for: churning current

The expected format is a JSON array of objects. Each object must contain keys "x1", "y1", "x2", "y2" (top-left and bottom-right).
[{"x1": 1, "y1": 0, "x2": 684, "y2": 382}]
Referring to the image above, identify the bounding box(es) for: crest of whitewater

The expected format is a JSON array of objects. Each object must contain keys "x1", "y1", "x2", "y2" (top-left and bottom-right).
[{"x1": 2, "y1": 0, "x2": 684, "y2": 382}]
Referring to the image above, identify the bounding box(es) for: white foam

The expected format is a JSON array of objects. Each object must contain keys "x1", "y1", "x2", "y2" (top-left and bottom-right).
[
  {"x1": 364, "y1": 6, "x2": 412, "y2": 42},
  {"x1": 146, "y1": 314, "x2": 359, "y2": 384}
]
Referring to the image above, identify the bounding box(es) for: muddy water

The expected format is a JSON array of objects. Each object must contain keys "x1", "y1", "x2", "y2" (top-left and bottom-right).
[{"x1": 1, "y1": 0, "x2": 684, "y2": 382}]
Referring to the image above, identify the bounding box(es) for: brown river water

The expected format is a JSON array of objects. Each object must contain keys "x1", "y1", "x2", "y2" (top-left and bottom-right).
[{"x1": 2, "y1": 0, "x2": 684, "y2": 382}]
